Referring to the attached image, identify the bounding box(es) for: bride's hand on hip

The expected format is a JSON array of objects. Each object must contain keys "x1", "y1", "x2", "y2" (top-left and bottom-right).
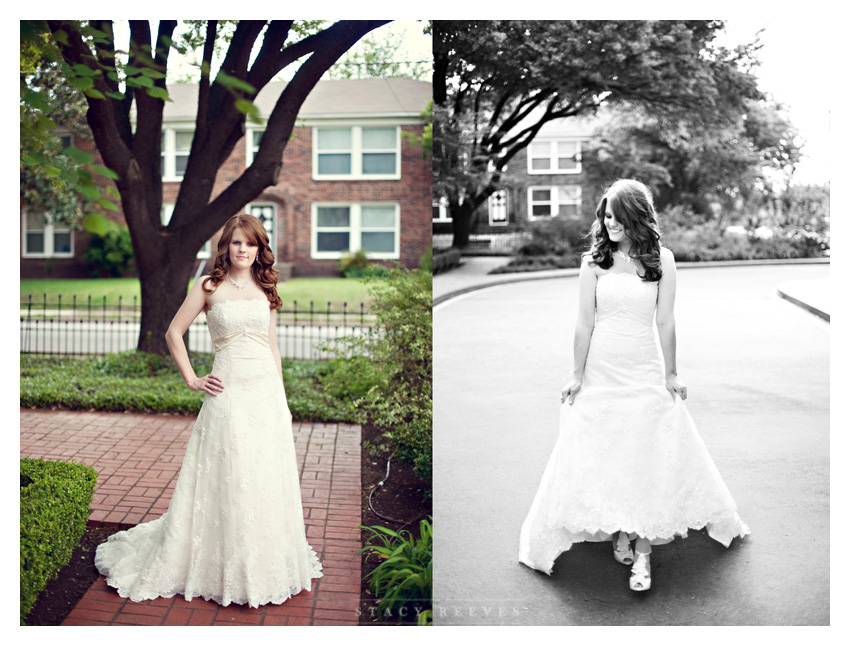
[
  {"x1": 188, "y1": 374, "x2": 224, "y2": 396},
  {"x1": 665, "y1": 375, "x2": 687, "y2": 401},
  {"x1": 561, "y1": 379, "x2": 582, "y2": 405}
]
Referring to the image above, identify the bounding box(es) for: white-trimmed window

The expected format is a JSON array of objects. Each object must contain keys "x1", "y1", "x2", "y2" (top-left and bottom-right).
[
  {"x1": 527, "y1": 138, "x2": 581, "y2": 174},
  {"x1": 312, "y1": 126, "x2": 400, "y2": 180},
  {"x1": 432, "y1": 196, "x2": 451, "y2": 223},
  {"x1": 311, "y1": 202, "x2": 400, "y2": 259},
  {"x1": 488, "y1": 190, "x2": 509, "y2": 226},
  {"x1": 246, "y1": 129, "x2": 264, "y2": 166},
  {"x1": 527, "y1": 186, "x2": 582, "y2": 220},
  {"x1": 22, "y1": 209, "x2": 73, "y2": 258},
  {"x1": 161, "y1": 128, "x2": 194, "y2": 181},
  {"x1": 247, "y1": 203, "x2": 276, "y2": 257},
  {"x1": 161, "y1": 204, "x2": 210, "y2": 258}
]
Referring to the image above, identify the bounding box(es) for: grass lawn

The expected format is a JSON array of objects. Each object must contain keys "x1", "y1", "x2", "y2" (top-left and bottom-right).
[{"x1": 21, "y1": 277, "x2": 373, "y2": 308}]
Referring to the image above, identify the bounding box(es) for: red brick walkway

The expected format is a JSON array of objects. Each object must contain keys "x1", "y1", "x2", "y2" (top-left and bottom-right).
[{"x1": 20, "y1": 409, "x2": 362, "y2": 626}]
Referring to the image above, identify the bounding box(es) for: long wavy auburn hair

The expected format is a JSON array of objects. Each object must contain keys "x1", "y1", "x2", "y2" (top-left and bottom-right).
[
  {"x1": 202, "y1": 213, "x2": 282, "y2": 310},
  {"x1": 587, "y1": 179, "x2": 662, "y2": 282}
]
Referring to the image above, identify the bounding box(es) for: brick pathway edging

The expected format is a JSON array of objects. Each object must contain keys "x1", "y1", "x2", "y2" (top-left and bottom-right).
[{"x1": 20, "y1": 409, "x2": 362, "y2": 626}]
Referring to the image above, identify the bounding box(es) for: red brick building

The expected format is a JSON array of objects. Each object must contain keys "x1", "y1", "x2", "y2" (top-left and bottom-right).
[
  {"x1": 22, "y1": 77, "x2": 432, "y2": 279},
  {"x1": 432, "y1": 114, "x2": 598, "y2": 253}
]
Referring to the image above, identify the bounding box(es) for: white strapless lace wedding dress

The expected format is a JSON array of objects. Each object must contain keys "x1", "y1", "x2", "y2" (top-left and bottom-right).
[
  {"x1": 95, "y1": 299, "x2": 322, "y2": 606},
  {"x1": 518, "y1": 272, "x2": 748, "y2": 574}
]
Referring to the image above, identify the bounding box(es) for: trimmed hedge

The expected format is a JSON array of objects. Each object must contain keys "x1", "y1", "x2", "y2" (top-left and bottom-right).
[
  {"x1": 20, "y1": 352, "x2": 360, "y2": 423},
  {"x1": 433, "y1": 248, "x2": 461, "y2": 274},
  {"x1": 20, "y1": 457, "x2": 98, "y2": 623}
]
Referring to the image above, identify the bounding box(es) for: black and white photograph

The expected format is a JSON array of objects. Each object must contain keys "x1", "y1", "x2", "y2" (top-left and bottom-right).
[{"x1": 432, "y1": 18, "x2": 831, "y2": 626}]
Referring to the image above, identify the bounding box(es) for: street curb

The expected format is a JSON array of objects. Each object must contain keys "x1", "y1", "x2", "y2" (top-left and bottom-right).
[
  {"x1": 433, "y1": 257, "x2": 830, "y2": 308},
  {"x1": 776, "y1": 288, "x2": 830, "y2": 322}
]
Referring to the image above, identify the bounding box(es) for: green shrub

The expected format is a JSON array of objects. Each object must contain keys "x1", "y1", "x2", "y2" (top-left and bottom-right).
[
  {"x1": 83, "y1": 224, "x2": 135, "y2": 278},
  {"x1": 20, "y1": 352, "x2": 359, "y2": 423},
  {"x1": 360, "y1": 517, "x2": 432, "y2": 625},
  {"x1": 338, "y1": 249, "x2": 387, "y2": 278},
  {"x1": 325, "y1": 266, "x2": 432, "y2": 481},
  {"x1": 419, "y1": 247, "x2": 433, "y2": 273},
  {"x1": 20, "y1": 457, "x2": 98, "y2": 623}
]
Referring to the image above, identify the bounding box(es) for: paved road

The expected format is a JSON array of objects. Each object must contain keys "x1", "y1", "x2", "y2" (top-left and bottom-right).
[{"x1": 433, "y1": 264, "x2": 830, "y2": 625}]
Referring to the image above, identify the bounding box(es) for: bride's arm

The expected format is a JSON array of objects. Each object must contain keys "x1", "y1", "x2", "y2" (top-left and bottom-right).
[
  {"x1": 656, "y1": 247, "x2": 687, "y2": 400},
  {"x1": 165, "y1": 277, "x2": 223, "y2": 396},
  {"x1": 562, "y1": 255, "x2": 597, "y2": 404}
]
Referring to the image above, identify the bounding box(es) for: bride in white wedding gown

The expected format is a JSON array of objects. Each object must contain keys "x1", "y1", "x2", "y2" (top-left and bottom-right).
[
  {"x1": 95, "y1": 214, "x2": 322, "y2": 607},
  {"x1": 518, "y1": 179, "x2": 748, "y2": 592}
]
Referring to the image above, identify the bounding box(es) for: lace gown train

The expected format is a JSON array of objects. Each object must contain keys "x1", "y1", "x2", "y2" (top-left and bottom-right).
[
  {"x1": 95, "y1": 299, "x2": 322, "y2": 606},
  {"x1": 518, "y1": 273, "x2": 749, "y2": 574}
]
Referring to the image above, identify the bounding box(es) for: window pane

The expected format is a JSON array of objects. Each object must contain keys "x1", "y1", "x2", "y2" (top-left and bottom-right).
[
  {"x1": 250, "y1": 205, "x2": 274, "y2": 235},
  {"x1": 531, "y1": 189, "x2": 550, "y2": 202},
  {"x1": 433, "y1": 205, "x2": 442, "y2": 219},
  {"x1": 53, "y1": 232, "x2": 72, "y2": 253},
  {"x1": 59, "y1": 135, "x2": 72, "y2": 148},
  {"x1": 558, "y1": 187, "x2": 579, "y2": 202},
  {"x1": 253, "y1": 130, "x2": 264, "y2": 148},
  {"x1": 557, "y1": 141, "x2": 576, "y2": 156},
  {"x1": 317, "y1": 207, "x2": 350, "y2": 228},
  {"x1": 361, "y1": 232, "x2": 395, "y2": 253},
  {"x1": 317, "y1": 232, "x2": 350, "y2": 252},
  {"x1": 532, "y1": 204, "x2": 552, "y2": 216},
  {"x1": 26, "y1": 211, "x2": 45, "y2": 231},
  {"x1": 362, "y1": 128, "x2": 396, "y2": 150},
  {"x1": 560, "y1": 204, "x2": 579, "y2": 217},
  {"x1": 175, "y1": 155, "x2": 189, "y2": 176},
  {"x1": 362, "y1": 153, "x2": 396, "y2": 174},
  {"x1": 175, "y1": 131, "x2": 193, "y2": 151},
  {"x1": 558, "y1": 158, "x2": 578, "y2": 170},
  {"x1": 317, "y1": 128, "x2": 351, "y2": 150},
  {"x1": 361, "y1": 206, "x2": 396, "y2": 228},
  {"x1": 531, "y1": 142, "x2": 549, "y2": 156},
  {"x1": 26, "y1": 233, "x2": 45, "y2": 253},
  {"x1": 318, "y1": 153, "x2": 351, "y2": 175},
  {"x1": 531, "y1": 158, "x2": 550, "y2": 170}
]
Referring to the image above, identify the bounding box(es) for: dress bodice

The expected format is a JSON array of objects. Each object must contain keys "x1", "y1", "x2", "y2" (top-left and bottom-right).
[
  {"x1": 595, "y1": 272, "x2": 658, "y2": 328},
  {"x1": 206, "y1": 300, "x2": 271, "y2": 351}
]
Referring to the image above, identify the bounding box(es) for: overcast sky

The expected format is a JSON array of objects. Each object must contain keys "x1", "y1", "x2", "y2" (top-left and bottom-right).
[{"x1": 717, "y1": 18, "x2": 831, "y2": 186}]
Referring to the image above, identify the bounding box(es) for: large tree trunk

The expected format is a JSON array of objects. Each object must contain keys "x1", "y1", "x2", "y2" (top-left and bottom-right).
[
  {"x1": 136, "y1": 248, "x2": 196, "y2": 354},
  {"x1": 450, "y1": 203, "x2": 474, "y2": 249},
  {"x1": 46, "y1": 20, "x2": 387, "y2": 354}
]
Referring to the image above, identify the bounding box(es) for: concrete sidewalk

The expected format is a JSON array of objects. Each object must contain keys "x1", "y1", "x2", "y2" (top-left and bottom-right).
[{"x1": 20, "y1": 410, "x2": 362, "y2": 626}]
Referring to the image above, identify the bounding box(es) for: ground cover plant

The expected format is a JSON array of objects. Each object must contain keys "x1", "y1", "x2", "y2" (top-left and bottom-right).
[{"x1": 20, "y1": 351, "x2": 360, "y2": 423}]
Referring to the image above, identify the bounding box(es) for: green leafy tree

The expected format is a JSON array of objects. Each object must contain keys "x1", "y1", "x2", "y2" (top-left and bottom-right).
[
  {"x1": 433, "y1": 20, "x2": 762, "y2": 248},
  {"x1": 21, "y1": 23, "x2": 120, "y2": 232},
  {"x1": 23, "y1": 20, "x2": 387, "y2": 354}
]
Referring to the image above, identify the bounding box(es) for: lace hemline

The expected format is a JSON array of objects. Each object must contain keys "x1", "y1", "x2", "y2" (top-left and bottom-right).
[
  {"x1": 519, "y1": 513, "x2": 749, "y2": 575},
  {"x1": 96, "y1": 543, "x2": 323, "y2": 609}
]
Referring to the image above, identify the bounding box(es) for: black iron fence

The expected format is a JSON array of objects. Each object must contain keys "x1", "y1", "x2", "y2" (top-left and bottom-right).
[{"x1": 20, "y1": 294, "x2": 374, "y2": 360}]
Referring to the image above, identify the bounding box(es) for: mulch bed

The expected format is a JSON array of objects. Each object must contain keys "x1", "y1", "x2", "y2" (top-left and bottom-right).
[
  {"x1": 358, "y1": 422, "x2": 432, "y2": 626},
  {"x1": 23, "y1": 524, "x2": 122, "y2": 626}
]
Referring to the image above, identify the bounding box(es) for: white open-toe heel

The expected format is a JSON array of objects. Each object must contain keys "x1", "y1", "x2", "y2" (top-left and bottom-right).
[
  {"x1": 629, "y1": 552, "x2": 651, "y2": 592},
  {"x1": 613, "y1": 531, "x2": 634, "y2": 566}
]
